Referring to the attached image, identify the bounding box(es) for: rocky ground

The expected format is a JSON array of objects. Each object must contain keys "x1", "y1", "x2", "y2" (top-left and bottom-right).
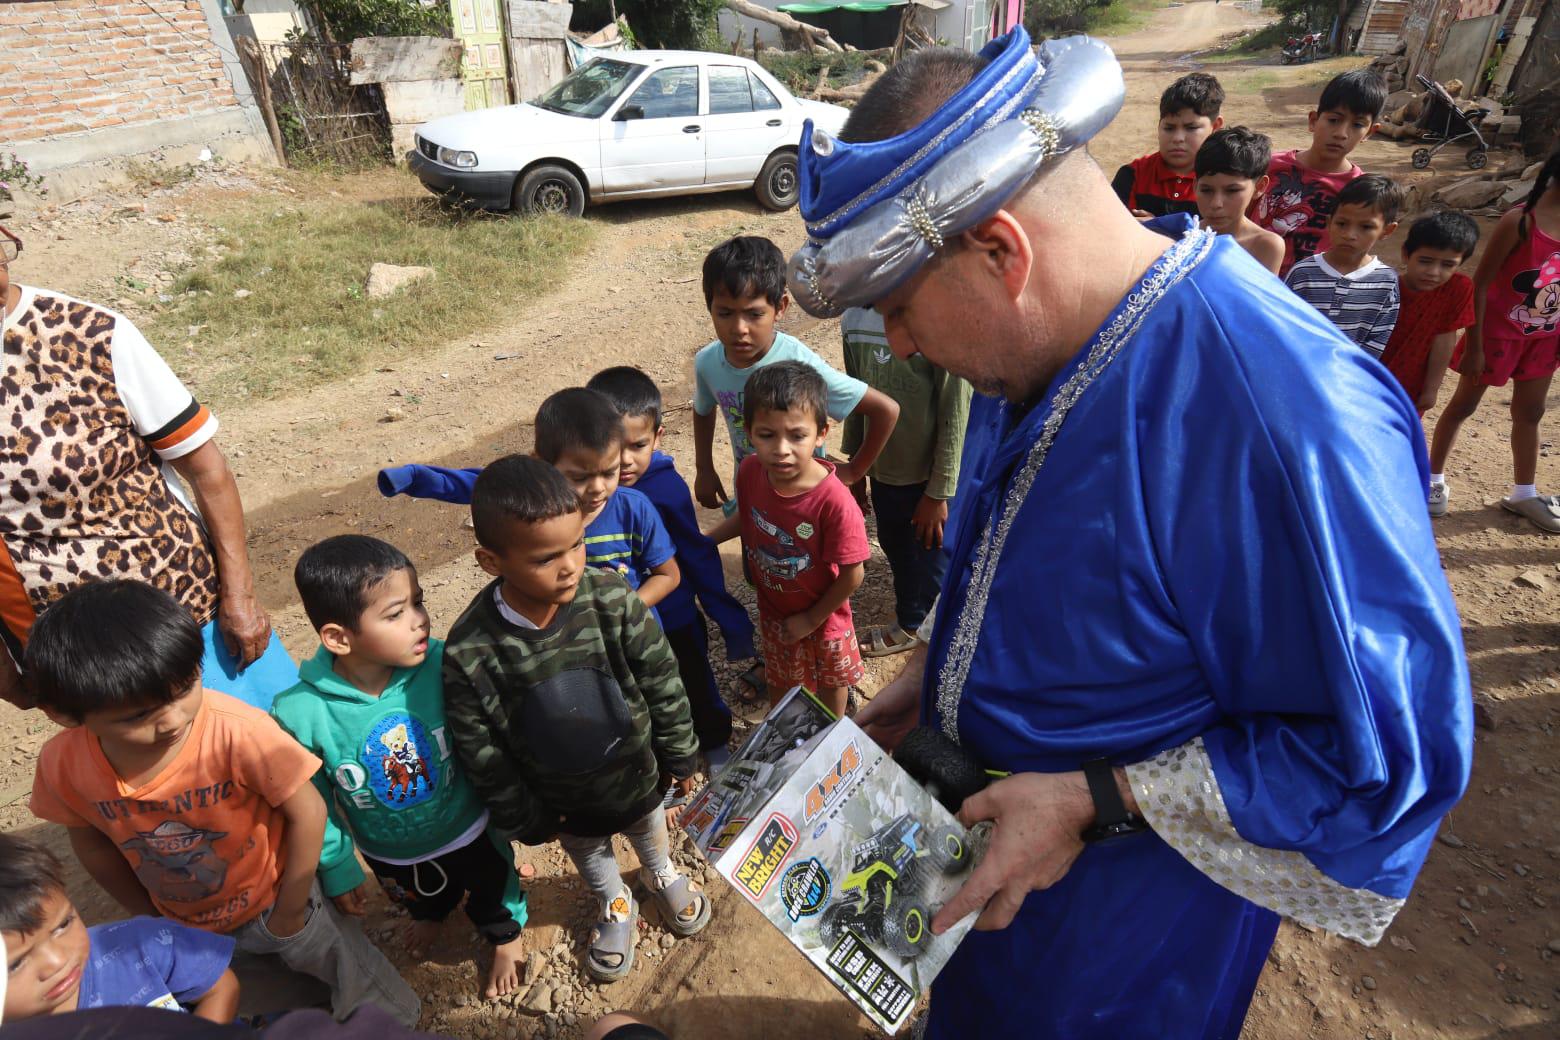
[{"x1": 2, "y1": 2, "x2": 1557, "y2": 1037}]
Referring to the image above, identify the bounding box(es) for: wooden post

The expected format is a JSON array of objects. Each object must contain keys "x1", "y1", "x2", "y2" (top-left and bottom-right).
[{"x1": 237, "y1": 36, "x2": 288, "y2": 166}]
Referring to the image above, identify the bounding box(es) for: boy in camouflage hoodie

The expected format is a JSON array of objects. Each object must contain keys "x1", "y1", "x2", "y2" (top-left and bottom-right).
[{"x1": 442, "y1": 456, "x2": 709, "y2": 983}]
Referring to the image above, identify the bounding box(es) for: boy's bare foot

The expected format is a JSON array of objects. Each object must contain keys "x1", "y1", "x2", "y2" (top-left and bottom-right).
[
  {"x1": 485, "y1": 933, "x2": 526, "y2": 999},
  {"x1": 405, "y1": 919, "x2": 441, "y2": 960}
]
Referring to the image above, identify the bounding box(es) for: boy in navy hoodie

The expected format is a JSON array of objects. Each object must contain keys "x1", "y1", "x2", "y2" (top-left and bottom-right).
[{"x1": 588, "y1": 367, "x2": 757, "y2": 771}]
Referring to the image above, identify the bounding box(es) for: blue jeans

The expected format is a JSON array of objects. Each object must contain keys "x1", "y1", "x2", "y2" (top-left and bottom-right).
[{"x1": 870, "y1": 479, "x2": 948, "y2": 633}]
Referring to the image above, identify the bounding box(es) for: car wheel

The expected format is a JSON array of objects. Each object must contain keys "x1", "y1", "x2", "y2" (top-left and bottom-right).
[
  {"x1": 515, "y1": 164, "x2": 585, "y2": 217},
  {"x1": 755, "y1": 151, "x2": 799, "y2": 211}
]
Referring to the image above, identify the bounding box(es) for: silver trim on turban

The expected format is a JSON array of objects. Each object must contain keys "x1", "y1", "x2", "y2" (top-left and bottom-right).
[{"x1": 788, "y1": 36, "x2": 1125, "y2": 318}]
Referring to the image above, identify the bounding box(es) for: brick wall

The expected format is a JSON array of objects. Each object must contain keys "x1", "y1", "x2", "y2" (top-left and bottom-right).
[{"x1": 0, "y1": 0, "x2": 240, "y2": 143}]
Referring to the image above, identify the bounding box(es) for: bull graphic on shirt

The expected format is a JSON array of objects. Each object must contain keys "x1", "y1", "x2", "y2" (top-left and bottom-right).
[
  {"x1": 120, "y1": 821, "x2": 229, "y2": 903},
  {"x1": 1509, "y1": 252, "x2": 1560, "y2": 335},
  {"x1": 365, "y1": 715, "x2": 439, "y2": 809}
]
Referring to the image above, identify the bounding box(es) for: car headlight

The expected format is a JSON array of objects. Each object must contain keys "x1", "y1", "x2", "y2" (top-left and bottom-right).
[{"x1": 438, "y1": 147, "x2": 477, "y2": 169}]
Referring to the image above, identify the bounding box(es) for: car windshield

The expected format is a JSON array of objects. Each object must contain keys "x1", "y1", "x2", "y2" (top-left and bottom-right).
[{"x1": 532, "y1": 58, "x2": 643, "y2": 118}]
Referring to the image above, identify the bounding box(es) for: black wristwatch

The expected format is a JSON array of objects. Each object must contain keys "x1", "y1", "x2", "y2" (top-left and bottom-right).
[{"x1": 1080, "y1": 758, "x2": 1149, "y2": 844}]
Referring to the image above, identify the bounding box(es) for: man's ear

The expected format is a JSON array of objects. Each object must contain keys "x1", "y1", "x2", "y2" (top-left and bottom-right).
[
  {"x1": 475, "y1": 546, "x2": 504, "y2": 579},
  {"x1": 319, "y1": 622, "x2": 353, "y2": 657},
  {"x1": 1366, "y1": 120, "x2": 1381, "y2": 140},
  {"x1": 960, "y1": 209, "x2": 1032, "y2": 304},
  {"x1": 1211, "y1": 115, "x2": 1225, "y2": 131},
  {"x1": 774, "y1": 292, "x2": 791, "y2": 320},
  {"x1": 651, "y1": 426, "x2": 665, "y2": 450},
  {"x1": 1253, "y1": 174, "x2": 1270, "y2": 196},
  {"x1": 1306, "y1": 110, "x2": 1320, "y2": 131},
  {"x1": 1380, "y1": 220, "x2": 1400, "y2": 241}
]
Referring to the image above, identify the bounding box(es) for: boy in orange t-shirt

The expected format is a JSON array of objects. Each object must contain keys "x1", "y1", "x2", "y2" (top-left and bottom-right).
[{"x1": 26, "y1": 580, "x2": 419, "y2": 1025}]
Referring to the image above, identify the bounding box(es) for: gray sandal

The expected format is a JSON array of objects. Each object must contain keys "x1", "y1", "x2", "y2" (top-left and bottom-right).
[
  {"x1": 641, "y1": 871, "x2": 711, "y2": 937},
  {"x1": 585, "y1": 897, "x2": 638, "y2": 982}
]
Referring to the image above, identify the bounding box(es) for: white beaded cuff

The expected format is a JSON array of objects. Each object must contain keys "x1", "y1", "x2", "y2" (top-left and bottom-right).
[{"x1": 1126, "y1": 738, "x2": 1404, "y2": 946}]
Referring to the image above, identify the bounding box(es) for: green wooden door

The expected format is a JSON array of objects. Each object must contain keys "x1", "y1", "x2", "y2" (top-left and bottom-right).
[{"x1": 451, "y1": 0, "x2": 512, "y2": 109}]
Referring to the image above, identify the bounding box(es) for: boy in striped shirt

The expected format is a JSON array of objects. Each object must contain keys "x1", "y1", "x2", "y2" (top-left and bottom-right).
[{"x1": 1284, "y1": 175, "x2": 1402, "y2": 358}]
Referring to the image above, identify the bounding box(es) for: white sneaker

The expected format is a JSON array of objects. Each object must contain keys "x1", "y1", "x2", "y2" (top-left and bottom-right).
[{"x1": 1428, "y1": 482, "x2": 1449, "y2": 517}]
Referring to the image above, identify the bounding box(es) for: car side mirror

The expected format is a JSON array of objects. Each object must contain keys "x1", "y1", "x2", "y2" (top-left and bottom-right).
[{"x1": 615, "y1": 104, "x2": 644, "y2": 121}]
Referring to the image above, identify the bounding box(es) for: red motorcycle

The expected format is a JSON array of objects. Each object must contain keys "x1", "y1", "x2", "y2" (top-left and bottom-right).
[{"x1": 1282, "y1": 32, "x2": 1326, "y2": 64}]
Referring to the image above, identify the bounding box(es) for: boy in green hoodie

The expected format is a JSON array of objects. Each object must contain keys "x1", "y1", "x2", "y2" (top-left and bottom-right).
[{"x1": 270, "y1": 535, "x2": 528, "y2": 1001}]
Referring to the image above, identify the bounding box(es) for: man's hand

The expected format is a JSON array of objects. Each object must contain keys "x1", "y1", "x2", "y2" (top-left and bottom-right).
[
  {"x1": 1131, "y1": 209, "x2": 1153, "y2": 221},
  {"x1": 930, "y1": 771, "x2": 1095, "y2": 935},
  {"x1": 834, "y1": 460, "x2": 863, "y2": 489},
  {"x1": 781, "y1": 612, "x2": 816, "y2": 644},
  {"x1": 332, "y1": 881, "x2": 370, "y2": 917},
  {"x1": 911, "y1": 495, "x2": 948, "y2": 549},
  {"x1": 218, "y1": 591, "x2": 271, "y2": 667},
  {"x1": 694, "y1": 468, "x2": 728, "y2": 510},
  {"x1": 853, "y1": 646, "x2": 926, "y2": 753}
]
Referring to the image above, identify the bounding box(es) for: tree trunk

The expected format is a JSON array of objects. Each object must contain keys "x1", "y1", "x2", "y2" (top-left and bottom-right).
[{"x1": 724, "y1": 0, "x2": 847, "y2": 54}]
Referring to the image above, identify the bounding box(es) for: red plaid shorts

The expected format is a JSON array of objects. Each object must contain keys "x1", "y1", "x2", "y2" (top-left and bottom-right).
[{"x1": 758, "y1": 614, "x2": 864, "y2": 692}]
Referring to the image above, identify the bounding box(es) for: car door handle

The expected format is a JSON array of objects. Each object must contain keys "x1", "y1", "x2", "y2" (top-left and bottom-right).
[
  {"x1": 766, "y1": 118, "x2": 783, "y2": 126},
  {"x1": 683, "y1": 124, "x2": 701, "y2": 134}
]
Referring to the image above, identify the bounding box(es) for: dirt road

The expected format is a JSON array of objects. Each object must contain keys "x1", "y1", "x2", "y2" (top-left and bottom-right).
[{"x1": 2, "y1": 2, "x2": 1556, "y2": 1036}]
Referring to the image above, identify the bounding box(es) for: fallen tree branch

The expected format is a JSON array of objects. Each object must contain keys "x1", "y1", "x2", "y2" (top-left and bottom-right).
[
  {"x1": 817, "y1": 60, "x2": 886, "y2": 103},
  {"x1": 725, "y1": 0, "x2": 846, "y2": 54}
]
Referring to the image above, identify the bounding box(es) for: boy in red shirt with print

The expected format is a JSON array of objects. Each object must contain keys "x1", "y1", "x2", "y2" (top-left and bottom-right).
[
  {"x1": 1112, "y1": 73, "x2": 1224, "y2": 218},
  {"x1": 1380, "y1": 211, "x2": 1479, "y2": 417},
  {"x1": 706, "y1": 362, "x2": 869, "y2": 719},
  {"x1": 1253, "y1": 68, "x2": 1386, "y2": 275}
]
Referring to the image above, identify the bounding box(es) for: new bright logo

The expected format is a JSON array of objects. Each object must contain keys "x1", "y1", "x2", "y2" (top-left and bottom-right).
[
  {"x1": 364, "y1": 714, "x2": 438, "y2": 810},
  {"x1": 735, "y1": 813, "x2": 798, "y2": 900}
]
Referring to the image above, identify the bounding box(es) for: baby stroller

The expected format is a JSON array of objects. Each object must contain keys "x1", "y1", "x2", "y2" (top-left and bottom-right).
[{"x1": 1411, "y1": 75, "x2": 1490, "y2": 171}]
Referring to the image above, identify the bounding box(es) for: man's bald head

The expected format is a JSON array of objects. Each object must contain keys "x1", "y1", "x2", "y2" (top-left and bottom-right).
[{"x1": 841, "y1": 48, "x2": 988, "y2": 143}]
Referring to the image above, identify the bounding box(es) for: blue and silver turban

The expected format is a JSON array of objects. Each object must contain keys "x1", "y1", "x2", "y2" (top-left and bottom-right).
[{"x1": 788, "y1": 28, "x2": 1125, "y2": 318}]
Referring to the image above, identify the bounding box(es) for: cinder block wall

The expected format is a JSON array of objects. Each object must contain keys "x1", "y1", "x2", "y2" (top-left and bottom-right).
[{"x1": 0, "y1": 0, "x2": 239, "y2": 142}]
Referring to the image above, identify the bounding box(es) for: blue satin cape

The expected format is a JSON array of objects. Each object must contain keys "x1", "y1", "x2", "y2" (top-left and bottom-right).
[{"x1": 922, "y1": 233, "x2": 1471, "y2": 1038}]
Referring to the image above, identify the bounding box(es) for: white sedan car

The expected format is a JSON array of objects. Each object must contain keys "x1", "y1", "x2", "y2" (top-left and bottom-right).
[{"x1": 408, "y1": 51, "x2": 850, "y2": 216}]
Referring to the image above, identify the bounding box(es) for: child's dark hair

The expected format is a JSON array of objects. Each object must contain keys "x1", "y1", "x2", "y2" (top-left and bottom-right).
[
  {"x1": 1161, "y1": 72, "x2": 1223, "y2": 119},
  {"x1": 741, "y1": 361, "x2": 828, "y2": 431},
  {"x1": 586, "y1": 366, "x2": 663, "y2": 430},
  {"x1": 534, "y1": 387, "x2": 623, "y2": 464},
  {"x1": 1334, "y1": 174, "x2": 1402, "y2": 224},
  {"x1": 1404, "y1": 210, "x2": 1480, "y2": 259},
  {"x1": 25, "y1": 580, "x2": 203, "y2": 719},
  {"x1": 294, "y1": 535, "x2": 413, "y2": 632},
  {"x1": 702, "y1": 235, "x2": 786, "y2": 309},
  {"x1": 0, "y1": 832, "x2": 66, "y2": 935},
  {"x1": 1517, "y1": 147, "x2": 1560, "y2": 240},
  {"x1": 1317, "y1": 68, "x2": 1387, "y2": 120},
  {"x1": 1195, "y1": 126, "x2": 1270, "y2": 180},
  {"x1": 471, "y1": 454, "x2": 583, "y2": 550}
]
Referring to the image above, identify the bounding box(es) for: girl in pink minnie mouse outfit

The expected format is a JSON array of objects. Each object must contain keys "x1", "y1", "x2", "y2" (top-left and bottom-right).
[{"x1": 1429, "y1": 149, "x2": 1560, "y2": 532}]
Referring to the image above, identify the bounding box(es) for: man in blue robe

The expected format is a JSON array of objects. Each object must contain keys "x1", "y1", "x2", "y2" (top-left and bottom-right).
[{"x1": 788, "y1": 30, "x2": 1472, "y2": 1038}]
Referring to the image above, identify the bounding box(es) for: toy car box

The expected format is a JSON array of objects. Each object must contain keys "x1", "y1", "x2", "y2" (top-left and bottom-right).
[{"x1": 683, "y1": 688, "x2": 977, "y2": 1034}]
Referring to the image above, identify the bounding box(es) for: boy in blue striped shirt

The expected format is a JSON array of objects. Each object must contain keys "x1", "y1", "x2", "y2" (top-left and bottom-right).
[
  {"x1": 534, "y1": 389, "x2": 679, "y2": 609},
  {"x1": 1284, "y1": 174, "x2": 1402, "y2": 357}
]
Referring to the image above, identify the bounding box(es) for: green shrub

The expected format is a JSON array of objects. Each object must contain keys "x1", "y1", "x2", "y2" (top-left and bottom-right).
[{"x1": 303, "y1": 0, "x2": 450, "y2": 42}]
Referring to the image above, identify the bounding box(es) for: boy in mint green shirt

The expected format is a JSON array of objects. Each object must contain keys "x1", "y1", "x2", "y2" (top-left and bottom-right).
[{"x1": 270, "y1": 535, "x2": 527, "y2": 1001}]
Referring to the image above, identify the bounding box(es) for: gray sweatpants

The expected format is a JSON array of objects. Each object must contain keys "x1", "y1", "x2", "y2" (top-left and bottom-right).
[
  {"x1": 229, "y1": 880, "x2": 421, "y2": 1026},
  {"x1": 557, "y1": 806, "x2": 674, "y2": 907}
]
